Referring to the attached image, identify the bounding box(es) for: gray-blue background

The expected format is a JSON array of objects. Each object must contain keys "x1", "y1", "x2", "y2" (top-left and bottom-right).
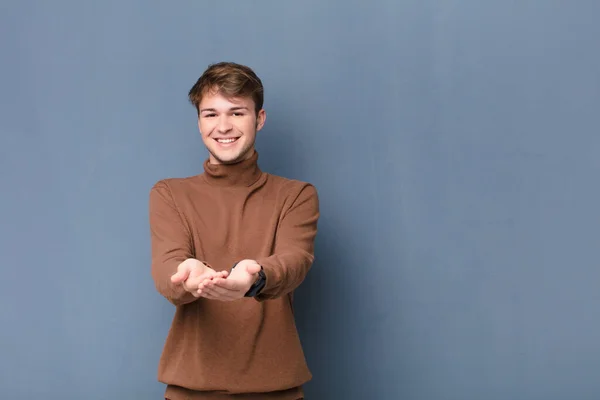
[{"x1": 1, "y1": 1, "x2": 599, "y2": 399}]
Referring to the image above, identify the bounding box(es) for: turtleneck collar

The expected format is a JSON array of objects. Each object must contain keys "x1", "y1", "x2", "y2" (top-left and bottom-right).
[{"x1": 202, "y1": 150, "x2": 263, "y2": 187}]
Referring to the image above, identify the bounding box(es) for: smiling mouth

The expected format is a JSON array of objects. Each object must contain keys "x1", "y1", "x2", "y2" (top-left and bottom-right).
[{"x1": 215, "y1": 137, "x2": 240, "y2": 144}]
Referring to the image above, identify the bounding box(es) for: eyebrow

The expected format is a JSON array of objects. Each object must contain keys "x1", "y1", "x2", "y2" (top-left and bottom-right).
[{"x1": 200, "y1": 106, "x2": 249, "y2": 113}]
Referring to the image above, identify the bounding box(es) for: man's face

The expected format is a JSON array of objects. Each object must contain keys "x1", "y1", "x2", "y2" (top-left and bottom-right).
[{"x1": 197, "y1": 90, "x2": 266, "y2": 165}]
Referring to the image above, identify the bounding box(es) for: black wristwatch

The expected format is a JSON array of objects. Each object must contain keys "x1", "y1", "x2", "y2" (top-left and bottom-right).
[
  {"x1": 231, "y1": 262, "x2": 266, "y2": 297},
  {"x1": 245, "y1": 266, "x2": 266, "y2": 297}
]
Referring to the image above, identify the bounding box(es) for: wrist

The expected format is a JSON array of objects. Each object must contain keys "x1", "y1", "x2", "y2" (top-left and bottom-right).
[
  {"x1": 230, "y1": 261, "x2": 266, "y2": 297},
  {"x1": 244, "y1": 265, "x2": 266, "y2": 297}
]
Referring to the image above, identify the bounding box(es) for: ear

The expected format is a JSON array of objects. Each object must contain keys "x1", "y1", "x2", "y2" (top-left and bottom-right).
[{"x1": 256, "y1": 109, "x2": 266, "y2": 131}]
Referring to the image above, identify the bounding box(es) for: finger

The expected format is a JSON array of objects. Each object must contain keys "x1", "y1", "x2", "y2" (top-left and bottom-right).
[
  {"x1": 198, "y1": 279, "x2": 225, "y2": 296},
  {"x1": 194, "y1": 270, "x2": 230, "y2": 288},
  {"x1": 198, "y1": 281, "x2": 240, "y2": 300},
  {"x1": 197, "y1": 289, "x2": 218, "y2": 300},
  {"x1": 198, "y1": 277, "x2": 215, "y2": 289},
  {"x1": 184, "y1": 274, "x2": 215, "y2": 293},
  {"x1": 187, "y1": 271, "x2": 219, "y2": 288},
  {"x1": 198, "y1": 287, "x2": 236, "y2": 301},
  {"x1": 212, "y1": 277, "x2": 243, "y2": 291},
  {"x1": 202, "y1": 280, "x2": 240, "y2": 296},
  {"x1": 218, "y1": 270, "x2": 229, "y2": 278},
  {"x1": 245, "y1": 263, "x2": 262, "y2": 275}
]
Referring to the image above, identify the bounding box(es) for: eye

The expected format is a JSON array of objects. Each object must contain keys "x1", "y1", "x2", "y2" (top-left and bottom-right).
[
  {"x1": 233, "y1": 112, "x2": 245, "y2": 117},
  {"x1": 203, "y1": 113, "x2": 216, "y2": 118}
]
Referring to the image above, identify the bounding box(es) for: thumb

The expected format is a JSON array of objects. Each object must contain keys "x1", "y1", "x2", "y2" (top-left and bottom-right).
[
  {"x1": 245, "y1": 263, "x2": 262, "y2": 275},
  {"x1": 171, "y1": 265, "x2": 191, "y2": 283}
]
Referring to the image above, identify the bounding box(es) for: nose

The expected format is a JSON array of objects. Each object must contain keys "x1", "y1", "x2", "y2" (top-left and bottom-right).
[{"x1": 217, "y1": 115, "x2": 232, "y2": 133}]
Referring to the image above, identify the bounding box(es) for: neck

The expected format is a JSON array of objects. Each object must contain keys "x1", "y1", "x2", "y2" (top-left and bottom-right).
[{"x1": 202, "y1": 150, "x2": 263, "y2": 187}]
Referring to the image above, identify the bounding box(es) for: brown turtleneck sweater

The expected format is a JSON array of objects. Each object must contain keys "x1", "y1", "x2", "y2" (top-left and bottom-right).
[{"x1": 148, "y1": 151, "x2": 319, "y2": 400}]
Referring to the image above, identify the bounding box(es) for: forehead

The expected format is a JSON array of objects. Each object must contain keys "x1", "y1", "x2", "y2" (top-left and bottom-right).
[{"x1": 199, "y1": 89, "x2": 255, "y2": 110}]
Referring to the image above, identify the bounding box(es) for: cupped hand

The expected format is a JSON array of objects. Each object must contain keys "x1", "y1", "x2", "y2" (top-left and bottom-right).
[
  {"x1": 171, "y1": 258, "x2": 228, "y2": 297},
  {"x1": 196, "y1": 259, "x2": 262, "y2": 301}
]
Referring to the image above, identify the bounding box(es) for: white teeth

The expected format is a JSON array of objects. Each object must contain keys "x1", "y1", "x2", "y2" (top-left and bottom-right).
[{"x1": 217, "y1": 138, "x2": 236, "y2": 143}]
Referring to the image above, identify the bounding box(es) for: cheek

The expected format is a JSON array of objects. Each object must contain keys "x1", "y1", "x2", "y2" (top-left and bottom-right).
[
  {"x1": 199, "y1": 121, "x2": 214, "y2": 137},
  {"x1": 239, "y1": 120, "x2": 257, "y2": 134}
]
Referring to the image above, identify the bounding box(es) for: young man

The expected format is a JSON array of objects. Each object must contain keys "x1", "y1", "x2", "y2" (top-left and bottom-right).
[{"x1": 148, "y1": 62, "x2": 319, "y2": 400}]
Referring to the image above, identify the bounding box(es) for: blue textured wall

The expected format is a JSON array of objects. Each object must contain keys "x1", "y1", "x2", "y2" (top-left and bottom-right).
[{"x1": 1, "y1": 1, "x2": 599, "y2": 399}]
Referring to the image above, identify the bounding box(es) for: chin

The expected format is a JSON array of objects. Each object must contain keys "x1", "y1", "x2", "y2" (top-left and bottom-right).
[
  {"x1": 218, "y1": 155, "x2": 243, "y2": 164},
  {"x1": 209, "y1": 150, "x2": 244, "y2": 165}
]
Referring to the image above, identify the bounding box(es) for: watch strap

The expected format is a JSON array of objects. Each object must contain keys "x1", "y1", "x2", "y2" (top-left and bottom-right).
[{"x1": 244, "y1": 266, "x2": 266, "y2": 297}]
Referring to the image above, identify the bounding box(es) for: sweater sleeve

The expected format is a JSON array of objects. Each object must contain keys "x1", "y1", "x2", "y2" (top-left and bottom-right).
[
  {"x1": 148, "y1": 180, "x2": 198, "y2": 306},
  {"x1": 255, "y1": 184, "x2": 320, "y2": 301}
]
